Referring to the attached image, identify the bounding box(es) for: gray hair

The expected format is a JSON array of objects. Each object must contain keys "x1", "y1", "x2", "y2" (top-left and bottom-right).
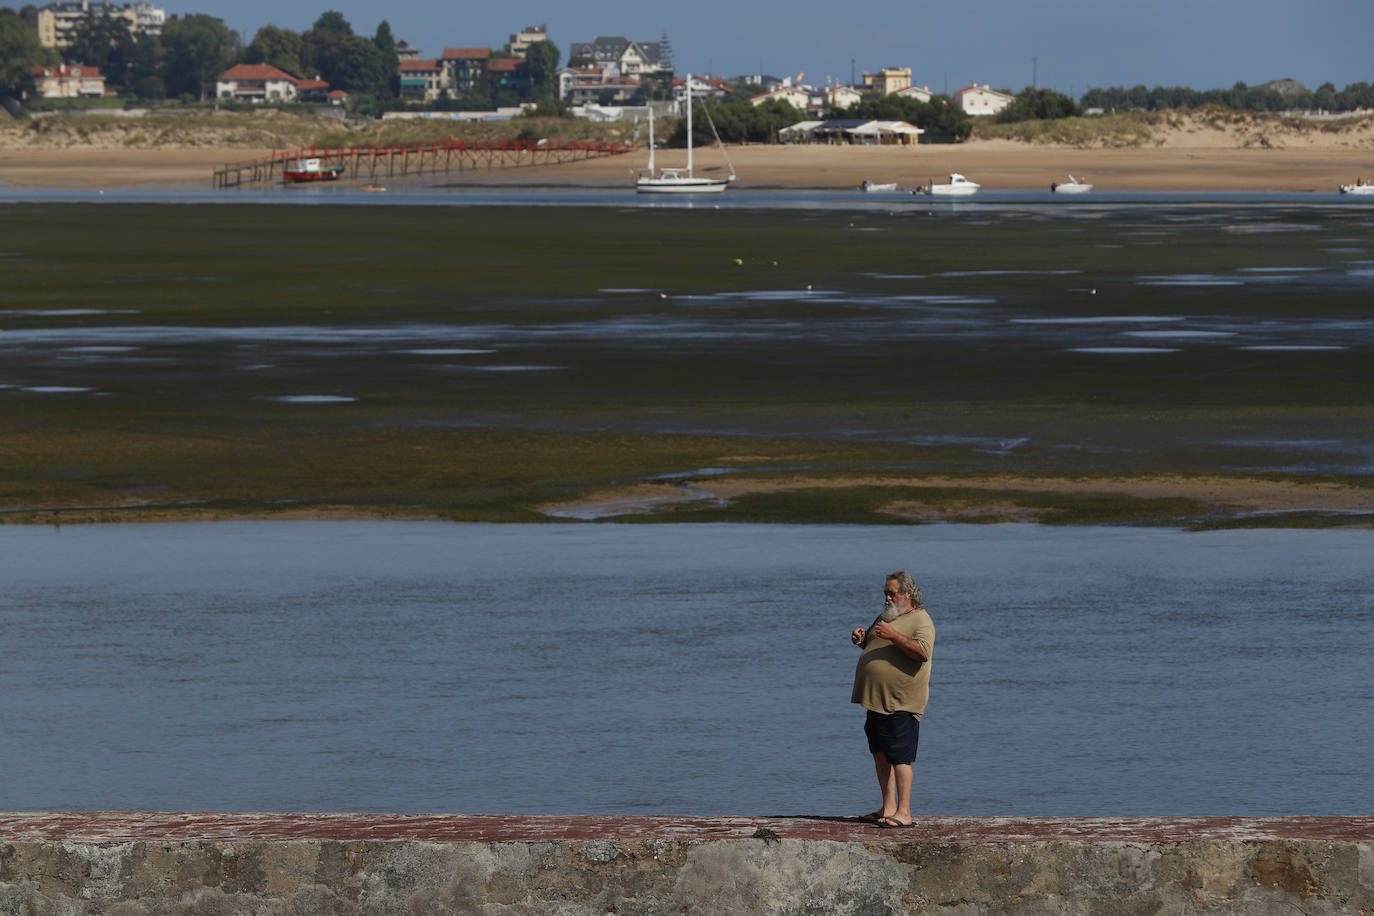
[{"x1": 886, "y1": 570, "x2": 924, "y2": 608}]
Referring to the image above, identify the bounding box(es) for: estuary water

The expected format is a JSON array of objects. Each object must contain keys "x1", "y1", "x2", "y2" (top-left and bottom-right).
[{"x1": 2, "y1": 521, "x2": 1370, "y2": 816}]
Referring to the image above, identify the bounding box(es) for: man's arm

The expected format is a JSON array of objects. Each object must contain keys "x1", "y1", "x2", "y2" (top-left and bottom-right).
[{"x1": 870, "y1": 620, "x2": 930, "y2": 662}]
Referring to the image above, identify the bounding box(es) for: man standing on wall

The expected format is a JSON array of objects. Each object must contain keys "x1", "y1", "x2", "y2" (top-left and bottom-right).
[{"x1": 850, "y1": 570, "x2": 935, "y2": 828}]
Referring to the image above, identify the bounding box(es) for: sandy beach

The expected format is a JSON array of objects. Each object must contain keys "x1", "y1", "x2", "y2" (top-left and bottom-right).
[{"x1": 1, "y1": 122, "x2": 1371, "y2": 191}]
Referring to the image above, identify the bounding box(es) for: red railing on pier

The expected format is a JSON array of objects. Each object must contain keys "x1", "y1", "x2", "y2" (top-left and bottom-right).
[{"x1": 213, "y1": 137, "x2": 637, "y2": 188}]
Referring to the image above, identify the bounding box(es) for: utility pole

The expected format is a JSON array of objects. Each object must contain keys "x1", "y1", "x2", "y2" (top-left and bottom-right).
[
  {"x1": 851, "y1": 58, "x2": 855, "y2": 88},
  {"x1": 1032, "y1": 57, "x2": 1038, "y2": 90}
]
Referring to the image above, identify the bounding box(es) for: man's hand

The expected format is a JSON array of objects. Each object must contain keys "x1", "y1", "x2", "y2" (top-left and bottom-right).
[
  {"x1": 851, "y1": 626, "x2": 866, "y2": 645},
  {"x1": 871, "y1": 620, "x2": 898, "y2": 642}
]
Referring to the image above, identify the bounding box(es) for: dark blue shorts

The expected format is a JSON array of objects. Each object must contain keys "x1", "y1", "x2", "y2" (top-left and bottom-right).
[{"x1": 864, "y1": 710, "x2": 920, "y2": 766}]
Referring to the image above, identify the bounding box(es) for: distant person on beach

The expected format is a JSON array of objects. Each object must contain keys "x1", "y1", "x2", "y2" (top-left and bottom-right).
[{"x1": 849, "y1": 570, "x2": 935, "y2": 828}]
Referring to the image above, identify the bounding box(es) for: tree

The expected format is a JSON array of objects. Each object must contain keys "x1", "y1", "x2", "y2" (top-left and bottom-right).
[
  {"x1": 372, "y1": 20, "x2": 399, "y2": 97},
  {"x1": 302, "y1": 10, "x2": 355, "y2": 84},
  {"x1": 65, "y1": 10, "x2": 135, "y2": 86},
  {"x1": 160, "y1": 13, "x2": 237, "y2": 100},
  {"x1": 308, "y1": 32, "x2": 388, "y2": 93},
  {"x1": 125, "y1": 31, "x2": 163, "y2": 97},
  {"x1": 523, "y1": 38, "x2": 559, "y2": 100},
  {"x1": 665, "y1": 97, "x2": 804, "y2": 145},
  {"x1": 1, "y1": 6, "x2": 50, "y2": 103},
  {"x1": 311, "y1": 10, "x2": 352, "y2": 38},
  {"x1": 245, "y1": 25, "x2": 304, "y2": 78},
  {"x1": 995, "y1": 87, "x2": 1080, "y2": 122},
  {"x1": 1314, "y1": 82, "x2": 1337, "y2": 111}
]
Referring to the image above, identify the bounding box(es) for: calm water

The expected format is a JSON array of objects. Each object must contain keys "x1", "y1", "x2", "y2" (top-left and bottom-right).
[
  {"x1": 2, "y1": 521, "x2": 1370, "y2": 816},
  {"x1": 3, "y1": 184, "x2": 1373, "y2": 209}
]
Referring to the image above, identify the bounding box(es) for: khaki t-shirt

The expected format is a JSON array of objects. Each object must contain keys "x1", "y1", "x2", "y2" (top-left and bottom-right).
[{"x1": 850, "y1": 608, "x2": 935, "y2": 718}]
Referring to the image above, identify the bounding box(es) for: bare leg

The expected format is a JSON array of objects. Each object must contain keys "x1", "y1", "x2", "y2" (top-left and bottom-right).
[
  {"x1": 871, "y1": 753, "x2": 897, "y2": 820},
  {"x1": 889, "y1": 762, "x2": 913, "y2": 825}
]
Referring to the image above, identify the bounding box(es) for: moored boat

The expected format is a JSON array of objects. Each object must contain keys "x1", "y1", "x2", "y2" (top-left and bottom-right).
[
  {"x1": 635, "y1": 73, "x2": 735, "y2": 194},
  {"x1": 1339, "y1": 178, "x2": 1374, "y2": 195},
  {"x1": 860, "y1": 180, "x2": 900, "y2": 192},
  {"x1": 284, "y1": 158, "x2": 345, "y2": 183},
  {"x1": 1051, "y1": 174, "x2": 1093, "y2": 194},
  {"x1": 917, "y1": 173, "x2": 980, "y2": 197}
]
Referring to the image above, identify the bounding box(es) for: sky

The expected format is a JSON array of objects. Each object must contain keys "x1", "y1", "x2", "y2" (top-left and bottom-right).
[{"x1": 200, "y1": 0, "x2": 1374, "y2": 96}]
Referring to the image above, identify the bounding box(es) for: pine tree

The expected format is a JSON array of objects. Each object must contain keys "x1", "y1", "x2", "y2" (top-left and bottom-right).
[{"x1": 658, "y1": 29, "x2": 674, "y2": 74}]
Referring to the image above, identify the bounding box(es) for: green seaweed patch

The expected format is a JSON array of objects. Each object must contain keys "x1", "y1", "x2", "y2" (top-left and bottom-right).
[{"x1": 606, "y1": 484, "x2": 1212, "y2": 527}]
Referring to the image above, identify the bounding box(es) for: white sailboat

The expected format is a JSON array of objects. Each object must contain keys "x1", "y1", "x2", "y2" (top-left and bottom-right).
[{"x1": 635, "y1": 73, "x2": 735, "y2": 194}]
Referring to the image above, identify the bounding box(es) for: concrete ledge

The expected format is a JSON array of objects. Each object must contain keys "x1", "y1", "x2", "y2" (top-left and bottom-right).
[{"x1": 2, "y1": 813, "x2": 1372, "y2": 913}]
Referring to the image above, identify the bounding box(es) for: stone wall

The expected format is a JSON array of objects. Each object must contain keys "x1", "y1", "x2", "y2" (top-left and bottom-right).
[{"x1": 2, "y1": 813, "x2": 1371, "y2": 914}]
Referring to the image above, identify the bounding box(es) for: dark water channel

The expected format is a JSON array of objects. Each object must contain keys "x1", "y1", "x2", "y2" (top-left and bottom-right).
[{"x1": 2, "y1": 521, "x2": 1370, "y2": 816}]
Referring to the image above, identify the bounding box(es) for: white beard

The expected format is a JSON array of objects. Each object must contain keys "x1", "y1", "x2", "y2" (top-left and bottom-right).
[{"x1": 879, "y1": 598, "x2": 900, "y2": 622}]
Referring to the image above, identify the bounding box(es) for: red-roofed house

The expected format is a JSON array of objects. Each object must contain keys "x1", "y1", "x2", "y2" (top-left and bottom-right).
[
  {"x1": 486, "y1": 57, "x2": 529, "y2": 93},
  {"x1": 215, "y1": 64, "x2": 302, "y2": 103},
  {"x1": 441, "y1": 47, "x2": 491, "y2": 93},
  {"x1": 30, "y1": 64, "x2": 105, "y2": 98},
  {"x1": 296, "y1": 78, "x2": 330, "y2": 103},
  {"x1": 400, "y1": 58, "x2": 444, "y2": 101}
]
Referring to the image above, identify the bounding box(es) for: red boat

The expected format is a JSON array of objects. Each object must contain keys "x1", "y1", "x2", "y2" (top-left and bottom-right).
[{"x1": 283, "y1": 158, "x2": 345, "y2": 183}]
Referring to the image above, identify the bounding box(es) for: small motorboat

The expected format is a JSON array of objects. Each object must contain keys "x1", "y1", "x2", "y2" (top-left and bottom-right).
[
  {"x1": 860, "y1": 180, "x2": 900, "y2": 192},
  {"x1": 917, "y1": 173, "x2": 980, "y2": 197},
  {"x1": 1338, "y1": 178, "x2": 1374, "y2": 195},
  {"x1": 283, "y1": 157, "x2": 345, "y2": 183},
  {"x1": 1051, "y1": 174, "x2": 1093, "y2": 194}
]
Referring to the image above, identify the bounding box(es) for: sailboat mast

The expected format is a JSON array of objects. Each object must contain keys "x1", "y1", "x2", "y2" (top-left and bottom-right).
[
  {"x1": 647, "y1": 112, "x2": 655, "y2": 173},
  {"x1": 685, "y1": 72, "x2": 693, "y2": 177}
]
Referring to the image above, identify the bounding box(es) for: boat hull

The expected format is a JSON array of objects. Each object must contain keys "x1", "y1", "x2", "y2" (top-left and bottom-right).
[
  {"x1": 925, "y1": 185, "x2": 979, "y2": 197},
  {"x1": 1339, "y1": 184, "x2": 1374, "y2": 195},
  {"x1": 635, "y1": 178, "x2": 730, "y2": 194},
  {"x1": 1051, "y1": 183, "x2": 1092, "y2": 194},
  {"x1": 284, "y1": 168, "x2": 344, "y2": 183}
]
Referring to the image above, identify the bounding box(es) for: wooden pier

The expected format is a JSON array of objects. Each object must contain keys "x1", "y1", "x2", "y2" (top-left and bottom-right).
[{"x1": 213, "y1": 137, "x2": 636, "y2": 188}]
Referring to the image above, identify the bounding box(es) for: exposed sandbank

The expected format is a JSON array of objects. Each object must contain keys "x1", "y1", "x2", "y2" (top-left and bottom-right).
[{"x1": 2, "y1": 140, "x2": 1371, "y2": 192}]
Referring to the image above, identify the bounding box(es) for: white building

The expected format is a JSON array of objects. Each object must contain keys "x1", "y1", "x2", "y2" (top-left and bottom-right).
[
  {"x1": 36, "y1": 0, "x2": 164, "y2": 48},
  {"x1": 750, "y1": 85, "x2": 810, "y2": 109},
  {"x1": 955, "y1": 83, "x2": 1014, "y2": 116},
  {"x1": 862, "y1": 67, "x2": 910, "y2": 95},
  {"x1": 505, "y1": 24, "x2": 548, "y2": 58},
  {"x1": 895, "y1": 85, "x2": 934, "y2": 104},
  {"x1": 827, "y1": 84, "x2": 863, "y2": 110}
]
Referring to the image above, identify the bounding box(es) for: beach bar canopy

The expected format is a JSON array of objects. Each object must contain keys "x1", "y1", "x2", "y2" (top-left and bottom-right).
[
  {"x1": 779, "y1": 119, "x2": 924, "y2": 145},
  {"x1": 778, "y1": 120, "x2": 825, "y2": 141},
  {"x1": 845, "y1": 120, "x2": 925, "y2": 144}
]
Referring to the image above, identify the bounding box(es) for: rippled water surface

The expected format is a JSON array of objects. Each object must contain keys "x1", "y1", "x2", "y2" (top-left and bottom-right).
[{"x1": 2, "y1": 521, "x2": 1370, "y2": 816}]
